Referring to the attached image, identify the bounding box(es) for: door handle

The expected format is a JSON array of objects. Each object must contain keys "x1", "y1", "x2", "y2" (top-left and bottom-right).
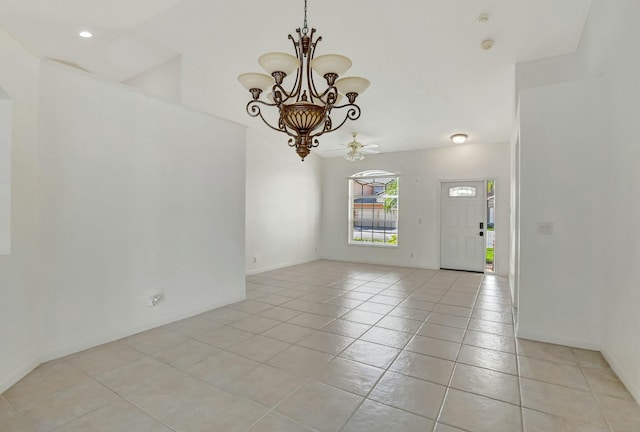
[{"x1": 479, "y1": 231, "x2": 484, "y2": 237}]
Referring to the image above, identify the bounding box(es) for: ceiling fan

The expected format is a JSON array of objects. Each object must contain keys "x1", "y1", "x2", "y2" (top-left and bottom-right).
[{"x1": 329, "y1": 132, "x2": 379, "y2": 161}]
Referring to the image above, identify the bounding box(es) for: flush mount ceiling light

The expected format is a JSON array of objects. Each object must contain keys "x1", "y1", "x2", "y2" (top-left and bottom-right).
[
  {"x1": 78, "y1": 31, "x2": 93, "y2": 38},
  {"x1": 450, "y1": 133, "x2": 468, "y2": 144},
  {"x1": 238, "y1": 0, "x2": 370, "y2": 161}
]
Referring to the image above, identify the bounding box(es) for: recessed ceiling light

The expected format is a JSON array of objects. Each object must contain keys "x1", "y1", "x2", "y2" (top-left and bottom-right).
[
  {"x1": 477, "y1": 13, "x2": 490, "y2": 24},
  {"x1": 78, "y1": 31, "x2": 93, "y2": 38},
  {"x1": 450, "y1": 133, "x2": 468, "y2": 144}
]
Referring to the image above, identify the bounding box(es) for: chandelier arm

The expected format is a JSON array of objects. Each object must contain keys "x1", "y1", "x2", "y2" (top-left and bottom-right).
[
  {"x1": 329, "y1": 102, "x2": 362, "y2": 111},
  {"x1": 246, "y1": 100, "x2": 297, "y2": 137},
  {"x1": 306, "y1": 35, "x2": 324, "y2": 102},
  {"x1": 315, "y1": 105, "x2": 361, "y2": 136},
  {"x1": 246, "y1": 99, "x2": 278, "y2": 116},
  {"x1": 314, "y1": 85, "x2": 339, "y2": 104},
  {"x1": 272, "y1": 82, "x2": 299, "y2": 105},
  {"x1": 288, "y1": 32, "x2": 305, "y2": 102}
]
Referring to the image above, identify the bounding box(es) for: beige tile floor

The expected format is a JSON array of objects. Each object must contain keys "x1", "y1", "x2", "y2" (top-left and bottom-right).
[{"x1": 2, "y1": 260, "x2": 639, "y2": 432}]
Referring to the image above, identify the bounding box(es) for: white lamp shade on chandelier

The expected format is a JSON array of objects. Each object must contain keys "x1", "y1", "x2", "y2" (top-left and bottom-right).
[
  {"x1": 335, "y1": 77, "x2": 371, "y2": 97},
  {"x1": 238, "y1": 73, "x2": 273, "y2": 92},
  {"x1": 258, "y1": 52, "x2": 299, "y2": 76},
  {"x1": 310, "y1": 54, "x2": 352, "y2": 78}
]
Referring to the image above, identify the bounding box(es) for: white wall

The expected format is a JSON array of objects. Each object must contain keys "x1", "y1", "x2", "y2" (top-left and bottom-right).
[
  {"x1": 36, "y1": 60, "x2": 247, "y2": 360},
  {"x1": 321, "y1": 142, "x2": 510, "y2": 275},
  {"x1": 0, "y1": 28, "x2": 42, "y2": 393},
  {"x1": 517, "y1": 78, "x2": 605, "y2": 349},
  {"x1": 178, "y1": 56, "x2": 323, "y2": 274},
  {"x1": 514, "y1": 0, "x2": 640, "y2": 401},
  {"x1": 0, "y1": 87, "x2": 11, "y2": 253},
  {"x1": 123, "y1": 56, "x2": 182, "y2": 104},
  {"x1": 595, "y1": 0, "x2": 640, "y2": 402},
  {"x1": 245, "y1": 128, "x2": 322, "y2": 274}
]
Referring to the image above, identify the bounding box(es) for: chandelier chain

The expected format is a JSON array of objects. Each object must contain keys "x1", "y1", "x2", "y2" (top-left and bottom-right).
[{"x1": 302, "y1": 0, "x2": 309, "y2": 35}]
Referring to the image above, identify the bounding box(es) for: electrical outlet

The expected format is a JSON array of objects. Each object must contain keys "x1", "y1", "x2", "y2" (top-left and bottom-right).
[{"x1": 537, "y1": 222, "x2": 553, "y2": 235}]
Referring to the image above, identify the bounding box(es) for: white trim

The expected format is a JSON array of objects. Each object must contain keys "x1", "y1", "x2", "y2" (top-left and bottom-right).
[
  {"x1": 347, "y1": 170, "x2": 401, "y2": 180},
  {"x1": 0, "y1": 358, "x2": 40, "y2": 394},
  {"x1": 601, "y1": 350, "x2": 640, "y2": 404},
  {"x1": 348, "y1": 174, "x2": 399, "y2": 247},
  {"x1": 348, "y1": 241, "x2": 398, "y2": 248},
  {"x1": 245, "y1": 258, "x2": 318, "y2": 275},
  {"x1": 515, "y1": 328, "x2": 601, "y2": 351}
]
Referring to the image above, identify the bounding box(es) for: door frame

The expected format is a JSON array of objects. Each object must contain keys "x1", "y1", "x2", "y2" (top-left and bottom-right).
[{"x1": 437, "y1": 178, "x2": 489, "y2": 273}]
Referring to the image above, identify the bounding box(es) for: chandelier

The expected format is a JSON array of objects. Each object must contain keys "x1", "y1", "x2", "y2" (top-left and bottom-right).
[{"x1": 238, "y1": 0, "x2": 370, "y2": 161}]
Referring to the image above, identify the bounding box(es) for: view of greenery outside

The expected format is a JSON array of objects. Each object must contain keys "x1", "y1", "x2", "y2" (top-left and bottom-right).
[
  {"x1": 353, "y1": 234, "x2": 397, "y2": 244},
  {"x1": 486, "y1": 180, "x2": 495, "y2": 270},
  {"x1": 384, "y1": 179, "x2": 398, "y2": 211}
]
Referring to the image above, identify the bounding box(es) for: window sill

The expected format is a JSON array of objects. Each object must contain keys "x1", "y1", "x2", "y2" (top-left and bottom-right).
[{"x1": 348, "y1": 242, "x2": 398, "y2": 248}]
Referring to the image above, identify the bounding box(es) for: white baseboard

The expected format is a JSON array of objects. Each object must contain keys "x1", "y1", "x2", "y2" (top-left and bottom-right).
[
  {"x1": 38, "y1": 294, "x2": 246, "y2": 364},
  {"x1": 601, "y1": 349, "x2": 640, "y2": 404},
  {"x1": 246, "y1": 258, "x2": 318, "y2": 275},
  {"x1": 0, "y1": 358, "x2": 40, "y2": 394},
  {"x1": 515, "y1": 328, "x2": 601, "y2": 351}
]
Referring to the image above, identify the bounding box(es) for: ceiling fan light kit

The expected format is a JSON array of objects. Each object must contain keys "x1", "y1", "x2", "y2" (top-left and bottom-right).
[
  {"x1": 342, "y1": 132, "x2": 379, "y2": 161},
  {"x1": 345, "y1": 149, "x2": 365, "y2": 161},
  {"x1": 238, "y1": 0, "x2": 369, "y2": 161}
]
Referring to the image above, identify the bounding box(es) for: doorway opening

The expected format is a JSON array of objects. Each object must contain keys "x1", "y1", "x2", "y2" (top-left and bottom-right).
[{"x1": 486, "y1": 180, "x2": 496, "y2": 273}]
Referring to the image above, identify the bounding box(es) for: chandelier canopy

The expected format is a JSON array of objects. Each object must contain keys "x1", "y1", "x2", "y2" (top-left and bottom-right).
[{"x1": 238, "y1": 0, "x2": 369, "y2": 161}]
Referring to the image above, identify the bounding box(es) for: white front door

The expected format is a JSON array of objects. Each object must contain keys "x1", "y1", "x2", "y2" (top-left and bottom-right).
[{"x1": 440, "y1": 181, "x2": 486, "y2": 272}]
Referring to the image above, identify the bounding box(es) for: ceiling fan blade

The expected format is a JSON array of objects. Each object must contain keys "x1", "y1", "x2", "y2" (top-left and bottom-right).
[
  {"x1": 361, "y1": 149, "x2": 380, "y2": 154},
  {"x1": 362, "y1": 143, "x2": 379, "y2": 149}
]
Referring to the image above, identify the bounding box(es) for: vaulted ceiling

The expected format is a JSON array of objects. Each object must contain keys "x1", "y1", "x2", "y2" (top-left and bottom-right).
[{"x1": 0, "y1": 0, "x2": 592, "y2": 156}]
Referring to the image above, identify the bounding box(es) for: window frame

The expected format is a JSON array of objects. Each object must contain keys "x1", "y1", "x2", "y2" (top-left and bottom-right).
[{"x1": 348, "y1": 171, "x2": 399, "y2": 248}]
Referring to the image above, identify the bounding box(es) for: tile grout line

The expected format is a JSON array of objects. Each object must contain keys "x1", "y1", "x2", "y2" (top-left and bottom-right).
[
  {"x1": 333, "y1": 269, "x2": 441, "y2": 431},
  {"x1": 239, "y1": 377, "x2": 320, "y2": 432},
  {"x1": 576, "y1": 359, "x2": 616, "y2": 432},
  {"x1": 430, "y1": 273, "x2": 483, "y2": 432},
  {"x1": 18, "y1": 263, "x2": 633, "y2": 432}
]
